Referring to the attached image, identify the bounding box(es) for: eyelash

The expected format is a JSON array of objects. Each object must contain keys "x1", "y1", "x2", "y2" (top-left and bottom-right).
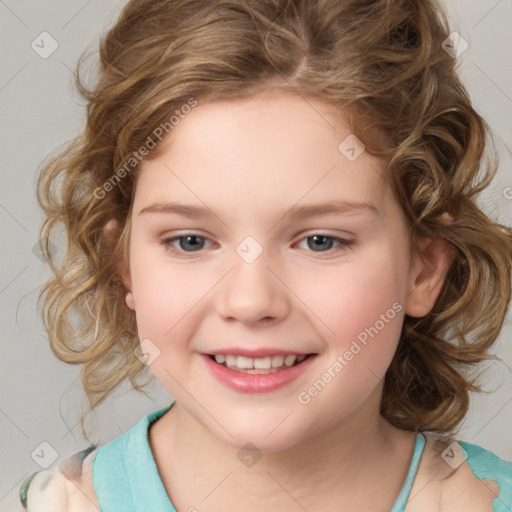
[{"x1": 159, "y1": 233, "x2": 354, "y2": 258}]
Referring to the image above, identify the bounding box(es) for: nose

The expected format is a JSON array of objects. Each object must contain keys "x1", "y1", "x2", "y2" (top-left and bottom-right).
[{"x1": 216, "y1": 249, "x2": 290, "y2": 325}]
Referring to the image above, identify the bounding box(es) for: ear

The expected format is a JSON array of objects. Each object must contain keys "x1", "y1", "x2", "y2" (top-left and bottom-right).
[
  {"x1": 404, "y1": 234, "x2": 456, "y2": 318},
  {"x1": 121, "y1": 266, "x2": 136, "y2": 311},
  {"x1": 104, "y1": 218, "x2": 136, "y2": 311}
]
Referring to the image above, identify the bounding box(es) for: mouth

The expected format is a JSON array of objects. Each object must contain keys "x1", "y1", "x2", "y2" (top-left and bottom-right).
[{"x1": 206, "y1": 353, "x2": 315, "y2": 374}]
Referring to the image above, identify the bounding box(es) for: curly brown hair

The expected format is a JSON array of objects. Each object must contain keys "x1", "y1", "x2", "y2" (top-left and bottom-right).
[{"x1": 36, "y1": 0, "x2": 512, "y2": 441}]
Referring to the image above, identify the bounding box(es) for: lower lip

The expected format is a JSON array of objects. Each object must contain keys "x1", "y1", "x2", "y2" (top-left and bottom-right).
[{"x1": 201, "y1": 354, "x2": 317, "y2": 393}]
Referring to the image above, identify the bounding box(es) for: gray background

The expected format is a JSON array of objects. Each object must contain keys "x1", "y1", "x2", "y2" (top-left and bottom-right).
[{"x1": 1, "y1": 0, "x2": 511, "y2": 510}]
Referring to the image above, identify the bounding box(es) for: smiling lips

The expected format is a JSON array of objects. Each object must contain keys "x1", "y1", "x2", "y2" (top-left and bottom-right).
[{"x1": 203, "y1": 351, "x2": 317, "y2": 393}]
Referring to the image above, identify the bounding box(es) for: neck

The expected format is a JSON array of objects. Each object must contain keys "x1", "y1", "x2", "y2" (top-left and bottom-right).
[{"x1": 150, "y1": 389, "x2": 417, "y2": 511}]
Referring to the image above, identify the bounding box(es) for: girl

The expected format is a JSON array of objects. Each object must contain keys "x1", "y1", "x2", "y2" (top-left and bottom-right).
[{"x1": 21, "y1": 0, "x2": 512, "y2": 510}]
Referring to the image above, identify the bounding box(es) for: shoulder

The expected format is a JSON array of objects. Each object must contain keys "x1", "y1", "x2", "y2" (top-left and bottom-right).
[
  {"x1": 407, "y1": 433, "x2": 512, "y2": 512},
  {"x1": 20, "y1": 444, "x2": 101, "y2": 512},
  {"x1": 458, "y1": 440, "x2": 512, "y2": 483},
  {"x1": 443, "y1": 440, "x2": 512, "y2": 512},
  {"x1": 18, "y1": 406, "x2": 172, "y2": 511}
]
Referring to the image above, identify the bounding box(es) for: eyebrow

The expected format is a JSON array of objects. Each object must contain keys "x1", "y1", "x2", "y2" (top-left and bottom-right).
[{"x1": 138, "y1": 200, "x2": 380, "y2": 219}]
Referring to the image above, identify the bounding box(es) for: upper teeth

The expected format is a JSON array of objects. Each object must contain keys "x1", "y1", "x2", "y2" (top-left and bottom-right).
[{"x1": 214, "y1": 354, "x2": 307, "y2": 369}]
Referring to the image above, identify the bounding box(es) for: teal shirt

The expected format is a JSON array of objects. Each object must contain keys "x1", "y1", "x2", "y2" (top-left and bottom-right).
[
  {"x1": 20, "y1": 401, "x2": 512, "y2": 511},
  {"x1": 92, "y1": 402, "x2": 512, "y2": 511}
]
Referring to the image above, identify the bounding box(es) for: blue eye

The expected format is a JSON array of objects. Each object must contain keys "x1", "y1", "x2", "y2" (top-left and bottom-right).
[
  {"x1": 161, "y1": 234, "x2": 211, "y2": 254},
  {"x1": 297, "y1": 234, "x2": 354, "y2": 253},
  {"x1": 160, "y1": 233, "x2": 354, "y2": 257}
]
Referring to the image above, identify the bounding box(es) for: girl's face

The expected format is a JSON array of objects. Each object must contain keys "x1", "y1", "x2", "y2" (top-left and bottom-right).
[{"x1": 123, "y1": 90, "x2": 440, "y2": 451}]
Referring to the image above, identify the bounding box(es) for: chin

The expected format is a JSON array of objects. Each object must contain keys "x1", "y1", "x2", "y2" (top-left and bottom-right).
[{"x1": 210, "y1": 416, "x2": 313, "y2": 455}]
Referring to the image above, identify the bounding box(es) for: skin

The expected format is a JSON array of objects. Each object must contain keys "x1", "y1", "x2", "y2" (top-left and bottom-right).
[{"x1": 119, "y1": 89, "x2": 459, "y2": 511}]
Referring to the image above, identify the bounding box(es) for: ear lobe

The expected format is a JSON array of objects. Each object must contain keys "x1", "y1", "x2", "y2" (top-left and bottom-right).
[
  {"x1": 104, "y1": 218, "x2": 135, "y2": 310},
  {"x1": 121, "y1": 264, "x2": 135, "y2": 310},
  {"x1": 125, "y1": 290, "x2": 136, "y2": 310},
  {"x1": 404, "y1": 236, "x2": 455, "y2": 318},
  {"x1": 120, "y1": 251, "x2": 135, "y2": 311}
]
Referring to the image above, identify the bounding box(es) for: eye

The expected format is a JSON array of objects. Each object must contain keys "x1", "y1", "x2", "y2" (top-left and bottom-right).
[
  {"x1": 296, "y1": 234, "x2": 354, "y2": 255},
  {"x1": 160, "y1": 234, "x2": 212, "y2": 255}
]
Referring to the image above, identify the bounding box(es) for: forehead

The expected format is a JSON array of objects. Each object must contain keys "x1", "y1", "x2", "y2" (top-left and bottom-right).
[{"x1": 134, "y1": 91, "x2": 393, "y2": 219}]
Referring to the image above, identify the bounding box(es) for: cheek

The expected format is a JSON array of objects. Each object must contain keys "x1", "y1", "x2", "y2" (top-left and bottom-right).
[
  {"x1": 297, "y1": 256, "x2": 406, "y2": 415},
  {"x1": 129, "y1": 253, "x2": 201, "y2": 343},
  {"x1": 306, "y1": 250, "x2": 406, "y2": 337}
]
